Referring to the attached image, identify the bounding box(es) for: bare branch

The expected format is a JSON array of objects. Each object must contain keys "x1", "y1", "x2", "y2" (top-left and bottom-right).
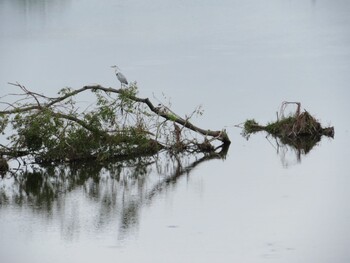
[{"x1": 8, "y1": 82, "x2": 43, "y2": 109}]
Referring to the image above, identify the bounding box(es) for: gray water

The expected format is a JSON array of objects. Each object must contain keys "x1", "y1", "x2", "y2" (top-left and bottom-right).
[{"x1": 1, "y1": 0, "x2": 350, "y2": 262}]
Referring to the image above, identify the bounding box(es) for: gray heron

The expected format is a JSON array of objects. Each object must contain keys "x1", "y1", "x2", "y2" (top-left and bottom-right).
[{"x1": 111, "y1": 65, "x2": 128, "y2": 88}]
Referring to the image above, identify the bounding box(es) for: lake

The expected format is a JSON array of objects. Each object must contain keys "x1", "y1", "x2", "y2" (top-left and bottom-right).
[{"x1": 1, "y1": 0, "x2": 350, "y2": 262}]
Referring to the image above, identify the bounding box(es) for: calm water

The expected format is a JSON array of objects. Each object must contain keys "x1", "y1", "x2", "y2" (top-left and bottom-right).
[{"x1": 1, "y1": 0, "x2": 350, "y2": 262}]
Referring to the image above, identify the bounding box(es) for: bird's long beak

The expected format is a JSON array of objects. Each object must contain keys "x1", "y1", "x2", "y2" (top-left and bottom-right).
[{"x1": 111, "y1": 65, "x2": 120, "y2": 71}]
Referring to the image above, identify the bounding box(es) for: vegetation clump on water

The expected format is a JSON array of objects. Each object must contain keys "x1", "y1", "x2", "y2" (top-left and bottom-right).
[{"x1": 242, "y1": 102, "x2": 334, "y2": 153}]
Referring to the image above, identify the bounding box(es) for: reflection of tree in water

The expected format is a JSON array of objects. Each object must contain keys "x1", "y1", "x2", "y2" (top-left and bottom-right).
[
  {"x1": 7, "y1": 0, "x2": 70, "y2": 13},
  {"x1": 1, "y1": 0, "x2": 70, "y2": 36},
  {"x1": 0, "y1": 146, "x2": 228, "y2": 240}
]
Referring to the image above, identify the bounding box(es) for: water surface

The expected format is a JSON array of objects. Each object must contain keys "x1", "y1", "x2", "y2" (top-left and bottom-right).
[{"x1": 1, "y1": 0, "x2": 350, "y2": 262}]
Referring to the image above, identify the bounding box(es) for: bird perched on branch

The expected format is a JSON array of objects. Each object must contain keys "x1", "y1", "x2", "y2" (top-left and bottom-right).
[{"x1": 111, "y1": 65, "x2": 128, "y2": 88}]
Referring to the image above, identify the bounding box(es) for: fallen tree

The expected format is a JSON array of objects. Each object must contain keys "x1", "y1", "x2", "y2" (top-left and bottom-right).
[{"x1": 0, "y1": 82, "x2": 230, "y2": 173}]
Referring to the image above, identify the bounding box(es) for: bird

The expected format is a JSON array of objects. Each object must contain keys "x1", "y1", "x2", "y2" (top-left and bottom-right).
[{"x1": 111, "y1": 65, "x2": 128, "y2": 88}]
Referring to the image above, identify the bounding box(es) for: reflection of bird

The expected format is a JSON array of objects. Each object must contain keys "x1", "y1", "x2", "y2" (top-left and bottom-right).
[
  {"x1": 111, "y1": 65, "x2": 128, "y2": 88},
  {"x1": 0, "y1": 157, "x2": 9, "y2": 176}
]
